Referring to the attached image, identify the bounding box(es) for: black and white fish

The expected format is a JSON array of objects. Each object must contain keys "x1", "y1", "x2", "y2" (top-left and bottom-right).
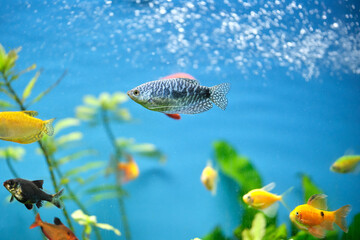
[
  {"x1": 127, "y1": 73, "x2": 230, "y2": 120},
  {"x1": 3, "y1": 178, "x2": 64, "y2": 210}
]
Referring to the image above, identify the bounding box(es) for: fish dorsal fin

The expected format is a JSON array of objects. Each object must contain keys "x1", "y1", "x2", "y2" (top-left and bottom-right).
[
  {"x1": 32, "y1": 180, "x2": 44, "y2": 189},
  {"x1": 161, "y1": 72, "x2": 196, "y2": 80},
  {"x1": 262, "y1": 182, "x2": 276, "y2": 192},
  {"x1": 307, "y1": 194, "x2": 328, "y2": 210},
  {"x1": 54, "y1": 217, "x2": 63, "y2": 225},
  {"x1": 22, "y1": 111, "x2": 38, "y2": 117}
]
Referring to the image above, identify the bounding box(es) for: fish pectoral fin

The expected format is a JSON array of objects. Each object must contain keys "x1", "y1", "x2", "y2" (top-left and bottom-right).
[
  {"x1": 53, "y1": 217, "x2": 63, "y2": 225},
  {"x1": 261, "y1": 202, "x2": 279, "y2": 218},
  {"x1": 25, "y1": 203, "x2": 33, "y2": 210},
  {"x1": 9, "y1": 195, "x2": 14, "y2": 202},
  {"x1": 22, "y1": 111, "x2": 38, "y2": 117},
  {"x1": 308, "y1": 225, "x2": 326, "y2": 238},
  {"x1": 36, "y1": 201, "x2": 43, "y2": 208},
  {"x1": 320, "y1": 220, "x2": 334, "y2": 231}
]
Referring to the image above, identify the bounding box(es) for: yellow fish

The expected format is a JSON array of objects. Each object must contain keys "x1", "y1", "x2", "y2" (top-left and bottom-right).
[
  {"x1": 330, "y1": 155, "x2": 360, "y2": 173},
  {"x1": 242, "y1": 182, "x2": 292, "y2": 217},
  {"x1": 118, "y1": 155, "x2": 139, "y2": 183},
  {"x1": 200, "y1": 162, "x2": 218, "y2": 195},
  {"x1": 290, "y1": 194, "x2": 351, "y2": 238},
  {"x1": 0, "y1": 111, "x2": 54, "y2": 144}
]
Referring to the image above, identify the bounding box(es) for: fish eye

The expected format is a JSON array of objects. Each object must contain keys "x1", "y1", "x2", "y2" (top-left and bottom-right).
[
  {"x1": 296, "y1": 212, "x2": 299, "y2": 216},
  {"x1": 133, "y1": 89, "x2": 140, "y2": 96},
  {"x1": 247, "y1": 195, "x2": 251, "y2": 200}
]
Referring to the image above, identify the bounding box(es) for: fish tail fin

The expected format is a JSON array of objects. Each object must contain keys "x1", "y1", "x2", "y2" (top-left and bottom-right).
[
  {"x1": 209, "y1": 83, "x2": 230, "y2": 110},
  {"x1": 43, "y1": 118, "x2": 55, "y2": 136},
  {"x1": 280, "y1": 186, "x2": 294, "y2": 211},
  {"x1": 29, "y1": 213, "x2": 42, "y2": 229},
  {"x1": 334, "y1": 204, "x2": 352, "y2": 232},
  {"x1": 51, "y1": 188, "x2": 64, "y2": 209}
]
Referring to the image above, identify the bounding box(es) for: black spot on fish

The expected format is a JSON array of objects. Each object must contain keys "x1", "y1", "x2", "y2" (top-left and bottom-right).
[
  {"x1": 172, "y1": 89, "x2": 187, "y2": 99},
  {"x1": 321, "y1": 211, "x2": 324, "y2": 217},
  {"x1": 163, "y1": 88, "x2": 170, "y2": 96}
]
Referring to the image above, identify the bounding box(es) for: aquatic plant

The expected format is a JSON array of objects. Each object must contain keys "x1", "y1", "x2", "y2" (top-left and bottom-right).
[
  {"x1": 71, "y1": 209, "x2": 121, "y2": 240},
  {"x1": 204, "y1": 141, "x2": 358, "y2": 240},
  {"x1": 0, "y1": 45, "x2": 103, "y2": 239},
  {"x1": 76, "y1": 92, "x2": 166, "y2": 240}
]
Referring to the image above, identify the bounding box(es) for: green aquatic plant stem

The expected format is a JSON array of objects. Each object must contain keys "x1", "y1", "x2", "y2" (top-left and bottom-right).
[
  {"x1": 53, "y1": 168, "x2": 103, "y2": 240},
  {"x1": 1, "y1": 73, "x2": 74, "y2": 232},
  {"x1": 5, "y1": 156, "x2": 19, "y2": 178},
  {"x1": 100, "y1": 108, "x2": 132, "y2": 240}
]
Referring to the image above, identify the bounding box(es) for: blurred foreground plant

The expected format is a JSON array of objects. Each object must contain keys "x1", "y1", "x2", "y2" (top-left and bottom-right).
[
  {"x1": 71, "y1": 209, "x2": 121, "y2": 240},
  {"x1": 76, "y1": 92, "x2": 166, "y2": 240},
  {"x1": 203, "y1": 141, "x2": 357, "y2": 240}
]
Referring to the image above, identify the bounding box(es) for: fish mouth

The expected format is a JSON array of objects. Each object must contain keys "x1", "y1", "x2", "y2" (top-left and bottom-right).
[{"x1": 3, "y1": 182, "x2": 9, "y2": 189}]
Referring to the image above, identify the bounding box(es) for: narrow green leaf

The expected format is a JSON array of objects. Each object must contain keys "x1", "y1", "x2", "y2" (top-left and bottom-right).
[
  {"x1": 28, "y1": 70, "x2": 66, "y2": 106},
  {"x1": 95, "y1": 223, "x2": 121, "y2": 236},
  {"x1": 56, "y1": 132, "x2": 83, "y2": 147},
  {"x1": 22, "y1": 69, "x2": 42, "y2": 101},
  {"x1": 88, "y1": 191, "x2": 128, "y2": 204},
  {"x1": 83, "y1": 95, "x2": 100, "y2": 107},
  {"x1": 54, "y1": 118, "x2": 81, "y2": 135},
  {"x1": 0, "y1": 100, "x2": 13, "y2": 109},
  {"x1": 56, "y1": 149, "x2": 97, "y2": 166},
  {"x1": 85, "y1": 184, "x2": 124, "y2": 195},
  {"x1": 202, "y1": 226, "x2": 230, "y2": 240},
  {"x1": 63, "y1": 161, "x2": 104, "y2": 178}
]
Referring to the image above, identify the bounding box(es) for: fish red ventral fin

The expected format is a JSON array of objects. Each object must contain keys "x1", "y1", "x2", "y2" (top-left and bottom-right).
[{"x1": 165, "y1": 114, "x2": 181, "y2": 120}]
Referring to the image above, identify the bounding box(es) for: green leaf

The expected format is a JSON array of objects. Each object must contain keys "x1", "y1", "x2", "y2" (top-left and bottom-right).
[
  {"x1": 301, "y1": 174, "x2": 323, "y2": 203},
  {"x1": 63, "y1": 161, "x2": 104, "y2": 178},
  {"x1": 0, "y1": 147, "x2": 26, "y2": 161},
  {"x1": 54, "y1": 118, "x2": 81, "y2": 135},
  {"x1": 56, "y1": 149, "x2": 97, "y2": 166},
  {"x1": 83, "y1": 95, "x2": 100, "y2": 107},
  {"x1": 76, "y1": 106, "x2": 97, "y2": 121},
  {"x1": 28, "y1": 70, "x2": 66, "y2": 106},
  {"x1": 0, "y1": 100, "x2": 13, "y2": 109},
  {"x1": 214, "y1": 141, "x2": 262, "y2": 196},
  {"x1": 95, "y1": 223, "x2": 121, "y2": 236},
  {"x1": 85, "y1": 184, "x2": 124, "y2": 195},
  {"x1": 56, "y1": 132, "x2": 83, "y2": 147},
  {"x1": 202, "y1": 226, "x2": 230, "y2": 240},
  {"x1": 342, "y1": 213, "x2": 360, "y2": 240},
  {"x1": 22, "y1": 69, "x2": 42, "y2": 102}
]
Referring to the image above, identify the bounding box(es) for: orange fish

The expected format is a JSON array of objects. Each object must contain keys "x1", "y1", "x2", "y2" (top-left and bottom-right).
[
  {"x1": 242, "y1": 182, "x2": 292, "y2": 217},
  {"x1": 30, "y1": 213, "x2": 78, "y2": 240},
  {"x1": 118, "y1": 155, "x2": 139, "y2": 183},
  {"x1": 0, "y1": 111, "x2": 54, "y2": 144},
  {"x1": 290, "y1": 194, "x2": 351, "y2": 238}
]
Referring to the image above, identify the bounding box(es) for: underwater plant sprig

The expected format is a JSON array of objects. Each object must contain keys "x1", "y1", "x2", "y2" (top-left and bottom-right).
[
  {"x1": 76, "y1": 92, "x2": 166, "y2": 240},
  {"x1": 0, "y1": 44, "x2": 75, "y2": 231}
]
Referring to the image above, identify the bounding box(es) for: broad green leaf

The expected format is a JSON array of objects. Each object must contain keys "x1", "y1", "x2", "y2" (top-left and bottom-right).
[
  {"x1": 202, "y1": 226, "x2": 230, "y2": 240},
  {"x1": 54, "y1": 118, "x2": 81, "y2": 135},
  {"x1": 95, "y1": 223, "x2": 121, "y2": 236},
  {"x1": 213, "y1": 141, "x2": 262, "y2": 196},
  {"x1": 22, "y1": 69, "x2": 41, "y2": 101},
  {"x1": 342, "y1": 213, "x2": 360, "y2": 240},
  {"x1": 301, "y1": 174, "x2": 323, "y2": 203},
  {"x1": 76, "y1": 106, "x2": 97, "y2": 120},
  {"x1": 113, "y1": 108, "x2": 131, "y2": 122},
  {"x1": 63, "y1": 161, "x2": 104, "y2": 178},
  {"x1": 264, "y1": 224, "x2": 287, "y2": 240},
  {"x1": 111, "y1": 92, "x2": 128, "y2": 104},
  {"x1": 250, "y1": 213, "x2": 266, "y2": 240}
]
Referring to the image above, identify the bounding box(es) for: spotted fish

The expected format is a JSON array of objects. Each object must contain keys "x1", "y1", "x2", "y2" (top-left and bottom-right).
[{"x1": 127, "y1": 73, "x2": 230, "y2": 120}]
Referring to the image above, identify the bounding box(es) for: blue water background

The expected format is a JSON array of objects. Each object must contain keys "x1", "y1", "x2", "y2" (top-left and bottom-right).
[{"x1": 0, "y1": 0, "x2": 359, "y2": 239}]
